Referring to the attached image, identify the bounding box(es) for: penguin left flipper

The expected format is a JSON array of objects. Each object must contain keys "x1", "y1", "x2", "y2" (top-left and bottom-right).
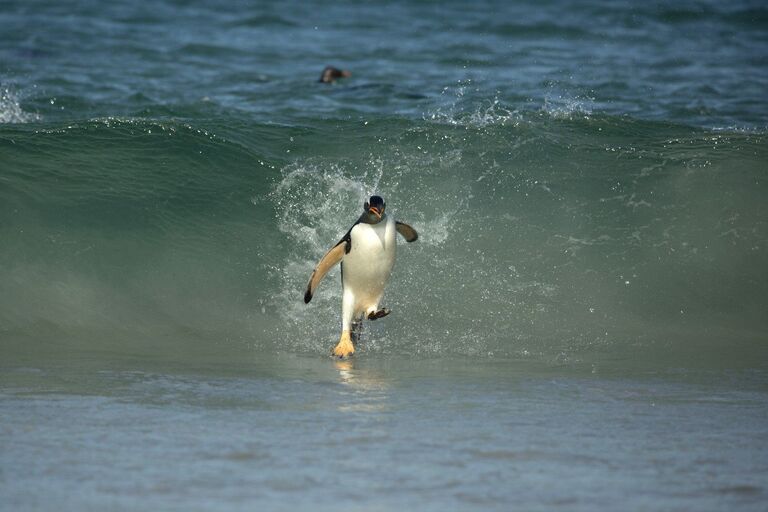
[
  {"x1": 395, "y1": 221, "x2": 418, "y2": 242},
  {"x1": 304, "y1": 240, "x2": 348, "y2": 303}
]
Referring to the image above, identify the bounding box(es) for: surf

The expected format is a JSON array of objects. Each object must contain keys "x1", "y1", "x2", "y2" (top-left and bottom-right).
[{"x1": 1, "y1": 107, "x2": 766, "y2": 367}]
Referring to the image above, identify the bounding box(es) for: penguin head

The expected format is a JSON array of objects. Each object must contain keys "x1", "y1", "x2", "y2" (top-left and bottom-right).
[
  {"x1": 319, "y1": 66, "x2": 351, "y2": 83},
  {"x1": 363, "y1": 195, "x2": 386, "y2": 223}
]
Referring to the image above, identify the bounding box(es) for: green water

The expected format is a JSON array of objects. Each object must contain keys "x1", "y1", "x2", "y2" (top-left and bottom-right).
[{"x1": 2, "y1": 0, "x2": 768, "y2": 510}]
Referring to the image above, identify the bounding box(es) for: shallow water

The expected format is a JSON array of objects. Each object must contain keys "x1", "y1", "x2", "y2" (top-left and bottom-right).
[
  {"x1": 2, "y1": 0, "x2": 768, "y2": 509},
  {"x1": 3, "y1": 353, "x2": 767, "y2": 512}
]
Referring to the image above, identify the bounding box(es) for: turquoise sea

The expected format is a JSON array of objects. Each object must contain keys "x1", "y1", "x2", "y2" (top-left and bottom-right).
[{"x1": 2, "y1": 1, "x2": 767, "y2": 510}]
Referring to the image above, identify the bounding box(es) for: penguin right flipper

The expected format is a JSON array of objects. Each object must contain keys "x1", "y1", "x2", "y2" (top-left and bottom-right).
[
  {"x1": 304, "y1": 240, "x2": 348, "y2": 303},
  {"x1": 395, "y1": 221, "x2": 418, "y2": 242}
]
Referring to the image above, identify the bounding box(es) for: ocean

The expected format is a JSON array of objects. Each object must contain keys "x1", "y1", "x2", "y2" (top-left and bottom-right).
[{"x1": 1, "y1": 0, "x2": 767, "y2": 510}]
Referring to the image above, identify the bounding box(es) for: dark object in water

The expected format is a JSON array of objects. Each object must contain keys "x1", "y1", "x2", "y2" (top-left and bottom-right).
[{"x1": 319, "y1": 66, "x2": 351, "y2": 83}]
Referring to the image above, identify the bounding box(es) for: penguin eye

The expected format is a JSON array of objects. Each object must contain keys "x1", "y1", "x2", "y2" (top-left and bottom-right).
[{"x1": 364, "y1": 202, "x2": 370, "y2": 210}]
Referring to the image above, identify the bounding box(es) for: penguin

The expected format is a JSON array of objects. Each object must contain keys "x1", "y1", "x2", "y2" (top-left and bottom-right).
[
  {"x1": 304, "y1": 195, "x2": 418, "y2": 358},
  {"x1": 319, "y1": 65, "x2": 351, "y2": 83}
]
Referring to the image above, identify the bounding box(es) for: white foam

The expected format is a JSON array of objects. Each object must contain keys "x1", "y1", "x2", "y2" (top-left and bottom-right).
[
  {"x1": 266, "y1": 156, "x2": 473, "y2": 354},
  {"x1": 425, "y1": 81, "x2": 522, "y2": 128},
  {"x1": 426, "y1": 82, "x2": 596, "y2": 128},
  {"x1": 0, "y1": 86, "x2": 40, "y2": 124},
  {"x1": 541, "y1": 92, "x2": 593, "y2": 120},
  {"x1": 269, "y1": 162, "x2": 386, "y2": 351}
]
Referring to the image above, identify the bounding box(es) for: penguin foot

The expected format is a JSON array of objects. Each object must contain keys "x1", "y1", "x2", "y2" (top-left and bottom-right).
[
  {"x1": 332, "y1": 330, "x2": 355, "y2": 359},
  {"x1": 367, "y1": 308, "x2": 390, "y2": 320}
]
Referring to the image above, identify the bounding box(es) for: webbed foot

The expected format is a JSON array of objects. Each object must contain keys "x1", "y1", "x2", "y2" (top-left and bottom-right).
[
  {"x1": 331, "y1": 330, "x2": 355, "y2": 359},
  {"x1": 367, "y1": 308, "x2": 390, "y2": 320}
]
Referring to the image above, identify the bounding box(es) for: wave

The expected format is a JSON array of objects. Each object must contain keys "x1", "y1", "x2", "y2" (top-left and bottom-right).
[{"x1": 1, "y1": 108, "x2": 766, "y2": 367}]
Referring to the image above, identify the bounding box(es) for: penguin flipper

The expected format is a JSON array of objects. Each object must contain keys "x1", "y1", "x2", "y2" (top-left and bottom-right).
[
  {"x1": 304, "y1": 241, "x2": 347, "y2": 303},
  {"x1": 395, "y1": 221, "x2": 418, "y2": 242}
]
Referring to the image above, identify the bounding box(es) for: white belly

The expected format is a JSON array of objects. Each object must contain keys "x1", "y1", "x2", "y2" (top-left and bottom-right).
[{"x1": 341, "y1": 217, "x2": 396, "y2": 313}]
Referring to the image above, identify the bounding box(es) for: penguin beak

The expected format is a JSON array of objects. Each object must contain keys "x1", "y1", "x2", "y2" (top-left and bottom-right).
[{"x1": 368, "y1": 206, "x2": 382, "y2": 219}]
